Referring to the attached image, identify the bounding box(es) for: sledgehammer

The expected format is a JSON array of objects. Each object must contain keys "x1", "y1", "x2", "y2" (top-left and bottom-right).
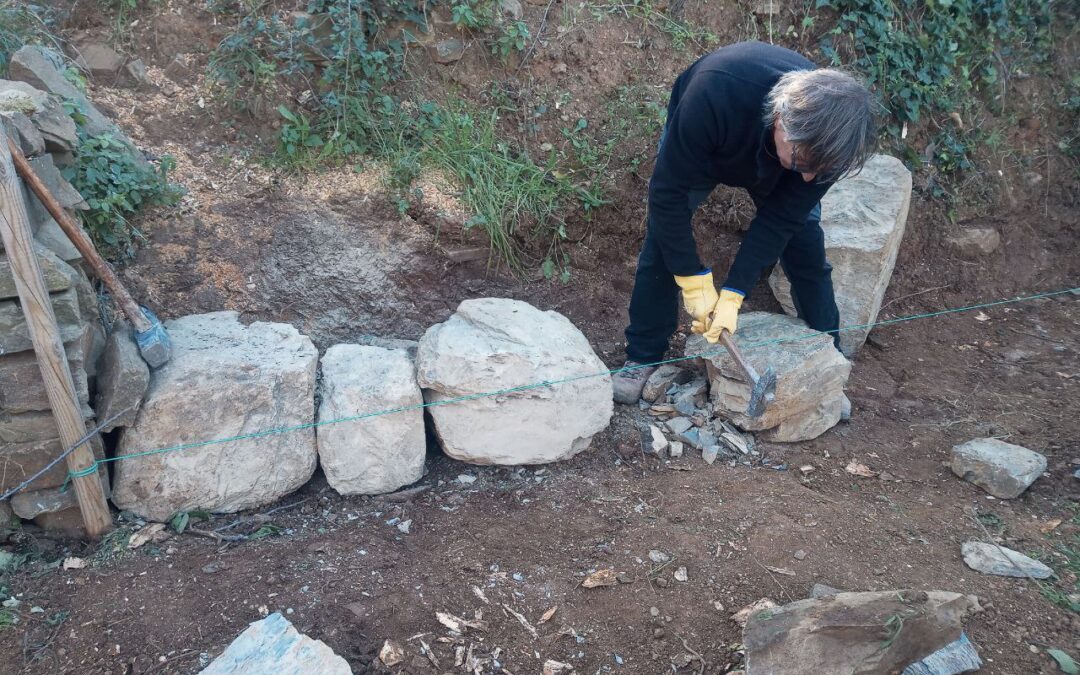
[
  {"x1": 8, "y1": 139, "x2": 171, "y2": 368},
  {"x1": 717, "y1": 329, "x2": 776, "y2": 418}
]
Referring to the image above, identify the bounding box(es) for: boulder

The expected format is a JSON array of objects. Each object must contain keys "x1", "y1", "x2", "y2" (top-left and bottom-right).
[
  {"x1": 642, "y1": 364, "x2": 692, "y2": 403},
  {"x1": 112, "y1": 312, "x2": 318, "y2": 522},
  {"x1": 0, "y1": 286, "x2": 83, "y2": 353},
  {"x1": 417, "y1": 298, "x2": 613, "y2": 465},
  {"x1": 0, "y1": 110, "x2": 46, "y2": 157},
  {"x1": 93, "y1": 322, "x2": 150, "y2": 432},
  {"x1": 689, "y1": 312, "x2": 851, "y2": 442},
  {"x1": 946, "y1": 228, "x2": 1000, "y2": 258},
  {"x1": 0, "y1": 79, "x2": 78, "y2": 154},
  {"x1": 200, "y1": 612, "x2": 350, "y2": 675},
  {"x1": 0, "y1": 243, "x2": 77, "y2": 300},
  {"x1": 0, "y1": 436, "x2": 105, "y2": 492},
  {"x1": 768, "y1": 154, "x2": 911, "y2": 356},
  {"x1": 317, "y1": 344, "x2": 426, "y2": 496},
  {"x1": 743, "y1": 590, "x2": 982, "y2": 675},
  {"x1": 960, "y1": 542, "x2": 1052, "y2": 579},
  {"x1": 0, "y1": 325, "x2": 92, "y2": 413},
  {"x1": 950, "y1": 438, "x2": 1046, "y2": 499}
]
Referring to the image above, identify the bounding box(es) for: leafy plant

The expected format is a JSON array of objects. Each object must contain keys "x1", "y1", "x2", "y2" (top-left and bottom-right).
[
  {"x1": 451, "y1": 0, "x2": 496, "y2": 30},
  {"x1": 62, "y1": 132, "x2": 182, "y2": 255},
  {"x1": 493, "y1": 20, "x2": 530, "y2": 59},
  {"x1": 815, "y1": 0, "x2": 1053, "y2": 175}
]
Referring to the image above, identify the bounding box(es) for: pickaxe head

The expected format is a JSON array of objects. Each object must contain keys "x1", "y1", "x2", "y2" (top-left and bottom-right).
[{"x1": 746, "y1": 366, "x2": 777, "y2": 418}]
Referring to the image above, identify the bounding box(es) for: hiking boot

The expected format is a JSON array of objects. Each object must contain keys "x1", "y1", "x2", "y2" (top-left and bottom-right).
[{"x1": 612, "y1": 361, "x2": 658, "y2": 404}]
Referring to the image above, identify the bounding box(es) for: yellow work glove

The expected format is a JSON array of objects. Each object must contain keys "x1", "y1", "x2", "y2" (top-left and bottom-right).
[
  {"x1": 703, "y1": 289, "x2": 744, "y2": 343},
  {"x1": 674, "y1": 271, "x2": 720, "y2": 335}
]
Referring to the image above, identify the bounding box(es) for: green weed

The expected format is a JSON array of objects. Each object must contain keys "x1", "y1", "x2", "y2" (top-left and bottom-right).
[
  {"x1": 816, "y1": 0, "x2": 1054, "y2": 175},
  {"x1": 62, "y1": 132, "x2": 183, "y2": 256},
  {"x1": 494, "y1": 20, "x2": 530, "y2": 59}
]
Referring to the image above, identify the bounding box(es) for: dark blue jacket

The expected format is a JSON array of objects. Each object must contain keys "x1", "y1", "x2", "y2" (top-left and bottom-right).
[{"x1": 649, "y1": 41, "x2": 831, "y2": 295}]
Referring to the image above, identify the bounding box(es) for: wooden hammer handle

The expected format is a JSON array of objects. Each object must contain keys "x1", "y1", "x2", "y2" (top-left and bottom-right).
[
  {"x1": 718, "y1": 329, "x2": 760, "y2": 384},
  {"x1": 8, "y1": 138, "x2": 152, "y2": 333}
]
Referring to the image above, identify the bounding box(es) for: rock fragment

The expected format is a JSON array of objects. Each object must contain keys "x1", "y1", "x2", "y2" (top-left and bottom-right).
[
  {"x1": 960, "y1": 542, "x2": 1052, "y2": 579},
  {"x1": 950, "y1": 438, "x2": 1046, "y2": 499}
]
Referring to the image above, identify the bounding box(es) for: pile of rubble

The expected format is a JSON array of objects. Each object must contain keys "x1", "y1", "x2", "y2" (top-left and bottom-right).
[{"x1": 1, "y1": 46, "x2": 151, "y2": 535}]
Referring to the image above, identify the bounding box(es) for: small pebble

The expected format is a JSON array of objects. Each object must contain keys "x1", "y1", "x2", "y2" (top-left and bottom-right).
[
  {"x1": 649, "y1": 606, "x2": 660, "y2": 617},
  {"x1": 653, "y1": 628, "x2": 665, "y2": 639},
  {"x1": 674, "y1": 566, "x2": 688, "y2": 582},
  {"x1": 656, "y1": 577, "x2": 670, "y2": 588},
  {"x1": 793, "y1": 550, "x2": 807, "y2": 560}
]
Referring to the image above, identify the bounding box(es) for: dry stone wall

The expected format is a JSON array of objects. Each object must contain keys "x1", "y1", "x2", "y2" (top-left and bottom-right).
[{"x1": 0, "y1": 47, "x2": 149, "y2": 532}]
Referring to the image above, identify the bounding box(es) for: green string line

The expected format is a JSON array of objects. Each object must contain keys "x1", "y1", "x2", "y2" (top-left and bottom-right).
[{"x1": 64, "y1": 286, "x2": 1078, "y2": 483}]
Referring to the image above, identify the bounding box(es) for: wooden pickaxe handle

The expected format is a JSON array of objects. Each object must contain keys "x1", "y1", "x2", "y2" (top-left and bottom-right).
[
  {"x1": 8, "y1": 138, "x2": 152, "y2": 334},
  {"x1": 718, "y1": 328, "x2": 761, "y2": 385}
]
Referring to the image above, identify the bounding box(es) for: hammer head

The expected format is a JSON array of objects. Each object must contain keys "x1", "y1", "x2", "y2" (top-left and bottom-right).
[
  {"x1": 746, "y1": 366, "x2": 777, "y2": 418},
  {"x1": 134, "y1": 306, "x2": 172, "y2": 369}
]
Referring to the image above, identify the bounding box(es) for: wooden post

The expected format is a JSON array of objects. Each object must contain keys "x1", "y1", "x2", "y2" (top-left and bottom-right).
[{"x1": 0, "y1": 128, "x2": 112, "y2": 537}]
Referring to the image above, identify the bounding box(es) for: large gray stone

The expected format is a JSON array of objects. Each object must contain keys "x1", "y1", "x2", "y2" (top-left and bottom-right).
[
  {"x1": 0, "y1": 409, "x2": 91, "y2": 444},
  {"x1": 0, "y1": 435, "x2": 105, "y2": 492},
  {"x1": 743, "y1": 590, "x2": 982, "y2": 675},
  {"x1": 22, "y1": 155, "x2": 86, "y2": 233},
  {"x1": 0, "y1": 243, "x2": 77, "y2": 300},
  {"x1": 0, "y1": 325, "x2": 92, "y2": 412},
  {"x1": 769, "y1": 154, "x2": 912, "y2": 356},
  {"x1": 0, "y1": 110, "x2": 45, "y2": 157},
  {"x1": 34, "y1": 216, "x2": 83, "y2": 262},
  {"x1": 317, "y1": 344, "x2": 425, "y2": 496},
  {"x1": 199, "y1": 612, "x2": 351, "y2": 675},
  {"x1": 0, "y1": 79, "x2": 78, "y2": 154},
  {"x1": 112, "y1": 312, "x2": 318, "y2": 522},
  {"x1": 689, "y1": 312, "x2": 851, "y2": 442},
  {"x1": 10, "y1": 47, "x2": 114, "y2": 139},
  {"x1": 10, "y1": 472, "x2": 110, "y2": 519},
  {"x1": 417, "y1": 298, "x2": 613, "y2": 465},
  {"x1": 960, "y1": 542, "x2": 1052, "y2": 579},
  {"x1": 950, "y1": 438, "x2": 1046, "y2": 499},
  {"x1": 94, "y1": 322, "x2": 150, "y2": 432},
  {"x1": 0, "y1": 286, "x2": 83, "y2": 354}
]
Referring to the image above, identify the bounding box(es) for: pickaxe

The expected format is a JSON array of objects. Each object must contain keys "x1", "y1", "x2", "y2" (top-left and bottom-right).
[{"x1": 717, "y1": 329, "x2": 776, "y2": 418}]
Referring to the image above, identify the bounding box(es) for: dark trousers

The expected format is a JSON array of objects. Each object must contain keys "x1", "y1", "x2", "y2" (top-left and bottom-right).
[{"x1": 625, "y1": 200, "x2": 840, "y2": 363}]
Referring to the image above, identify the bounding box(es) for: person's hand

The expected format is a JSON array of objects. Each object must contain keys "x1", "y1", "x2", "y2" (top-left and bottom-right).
[
  {"x1": 674, "y1": 271, "x2": 720, "y2": 335},
  {"x1": 703, "y1": 289, "x2": 744, "y2": 343}
]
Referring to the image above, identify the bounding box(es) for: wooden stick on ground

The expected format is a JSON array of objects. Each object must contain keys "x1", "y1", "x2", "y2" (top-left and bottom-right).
[{"x1": 0, "y1": 129, "x2": 112, "y2": 538}]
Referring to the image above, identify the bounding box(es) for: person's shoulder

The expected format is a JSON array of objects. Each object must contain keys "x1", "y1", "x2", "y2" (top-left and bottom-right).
[{"x1": 692, "y1": 41, "x2": 817, "y2": 86}]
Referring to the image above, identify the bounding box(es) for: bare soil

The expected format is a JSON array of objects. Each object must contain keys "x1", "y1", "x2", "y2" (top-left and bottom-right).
[{"x1": 2, "y1": 1, "x2": 1078, "y2": 673}]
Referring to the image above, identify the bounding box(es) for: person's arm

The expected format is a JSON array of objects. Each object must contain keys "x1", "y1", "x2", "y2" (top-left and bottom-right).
[
  {"x1": 647, "y1": 76, "x2": 726, "y2": 276},
  {"x1": 722, "y1": 173, "x2": 829, "y2": 296}
]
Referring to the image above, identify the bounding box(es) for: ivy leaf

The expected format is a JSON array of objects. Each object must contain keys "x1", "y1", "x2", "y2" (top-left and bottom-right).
[{"x1": 1048, "y1": 650, "x2": 1079, "y2": 675}]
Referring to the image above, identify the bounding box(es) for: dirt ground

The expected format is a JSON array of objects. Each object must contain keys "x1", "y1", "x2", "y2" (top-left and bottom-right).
[{"x1": 2, "y1": 0, "x2": 1079, "y2": 673}]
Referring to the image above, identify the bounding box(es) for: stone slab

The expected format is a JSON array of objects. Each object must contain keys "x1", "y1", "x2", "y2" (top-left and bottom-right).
[
  {"x1": 199, "y1": 612, "x2": 351, "y2": 674},
  {"x1": 0, "y1": 286, "x2": 83, "y2": 354},
  {"x1": 769, "y1": 154, "x2": 912, "y2": 356},
  {"x1": 0, "y1": 329, "x2": 91, "y2": 413},
  {"x1": 317, "y1": 344, "x2": 425, "y2": 496},
  {"x1": 0, "y1": 435, "x2": 105, "y2": 492},
  {"x1": 0, "y1": 243, "x2": 77, "y2": 300}
]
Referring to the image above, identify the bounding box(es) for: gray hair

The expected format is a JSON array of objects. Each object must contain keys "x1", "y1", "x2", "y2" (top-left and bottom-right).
[{"x1": 764, "y1": 69, "x2": 876, "y2": 181}]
